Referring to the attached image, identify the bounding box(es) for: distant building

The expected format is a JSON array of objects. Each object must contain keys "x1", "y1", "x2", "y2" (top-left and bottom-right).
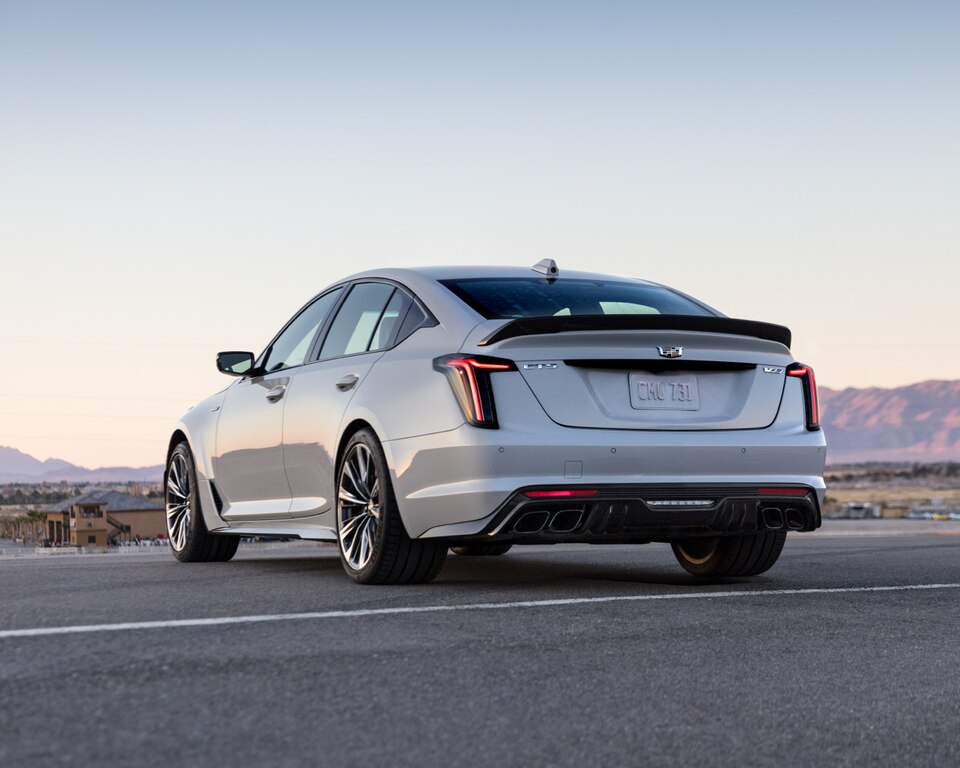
[
  {"x1": 909, "y1": 499, "x2": 960, "y2": 520},
  {"x1": 837, "y1": 502, "x2": 882, "y2": 519},
  {"x1": 43, "y1": 490, "x2": 165, "y2": 546}
]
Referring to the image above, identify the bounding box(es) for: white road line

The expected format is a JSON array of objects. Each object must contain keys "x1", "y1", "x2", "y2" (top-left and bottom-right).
[{"x1": 2, "y1": 582, "x2": 958, "y2": 640}]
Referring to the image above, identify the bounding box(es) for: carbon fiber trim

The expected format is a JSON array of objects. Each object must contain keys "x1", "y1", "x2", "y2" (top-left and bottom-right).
[
  {"x1": 477, "y1": 315, "x2": 792, "y2": 348},
  {"x1": 452, "y1": 484, "x2": 820, "y2": 545}
]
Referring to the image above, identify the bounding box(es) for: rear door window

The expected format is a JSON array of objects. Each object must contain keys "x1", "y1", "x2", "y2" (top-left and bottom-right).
[
  {"x1": 319, "y1": 283, "x2": 397, "y2": 360},
  {"x1": 368, "y1": 289, "x2": 407, "y2": 351}
]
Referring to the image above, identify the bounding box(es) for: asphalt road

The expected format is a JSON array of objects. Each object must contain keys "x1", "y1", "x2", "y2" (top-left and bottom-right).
[{"x1": 2, "y1": 524, "x2": 960, "y2": 767}]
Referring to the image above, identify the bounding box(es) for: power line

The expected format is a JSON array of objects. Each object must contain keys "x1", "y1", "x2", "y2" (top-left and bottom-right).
[
  {"x1": 0, "y1": 412, "x2": 176, "y2": 421},
  {"x1": 0, "y1": 434, "x2": 160, "y2": 443},
  {"x1": 0, "y1": 393, "x2": 193, "y2": 402},
  {"x1": 0, "y1": 339, "x2": 224, "y2": 347}
]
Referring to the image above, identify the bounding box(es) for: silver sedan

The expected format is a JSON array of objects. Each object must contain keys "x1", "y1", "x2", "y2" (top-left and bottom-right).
[{"x1": 165, "y1": 261, "x2": 826, "y2": 583}]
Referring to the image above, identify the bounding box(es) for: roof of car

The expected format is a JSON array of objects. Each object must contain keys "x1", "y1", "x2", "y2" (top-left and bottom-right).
[{"x1": 342, "y1": 264, "x2": 659, "y2": 285}]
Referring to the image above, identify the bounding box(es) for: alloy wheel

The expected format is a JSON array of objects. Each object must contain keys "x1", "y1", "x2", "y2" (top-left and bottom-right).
[
  {"x1": 166, "y1": 453, "x2": 191, "y2": 551},
  {"x1": 337, "y1": 443, "x2": 381, "y2": 571}
]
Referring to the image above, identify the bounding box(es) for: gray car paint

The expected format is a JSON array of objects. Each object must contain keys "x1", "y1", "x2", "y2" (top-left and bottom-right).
[{"x1": 168, "y1": 266, "x2": 826, "y2": 542}]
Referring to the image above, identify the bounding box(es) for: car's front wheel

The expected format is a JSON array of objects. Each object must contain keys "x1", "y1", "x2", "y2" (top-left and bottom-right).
[
  {"x1": 671, "y1": 531, "x2": 786, "y2": 577},
  {"x1": 165, "y1": 442, "x2": 239, "y2": 563},
  {"x1": 336, "y1": 429, "x2": 446, "y2": 584}
]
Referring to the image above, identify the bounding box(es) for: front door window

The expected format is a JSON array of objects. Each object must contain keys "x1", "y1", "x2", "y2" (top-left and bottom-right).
[{"x1": 263, "y1": 288, "x2": 344, "y2": 372}]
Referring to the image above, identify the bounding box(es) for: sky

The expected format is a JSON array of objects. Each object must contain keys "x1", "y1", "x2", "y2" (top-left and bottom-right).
[{"x1": 1, "y1": 0, "x2": 958, "y2": 468}]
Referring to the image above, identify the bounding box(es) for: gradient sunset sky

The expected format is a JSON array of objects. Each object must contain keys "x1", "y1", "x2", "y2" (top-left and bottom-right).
[{"x1": 1, "y1": 1, "x2": 958, "y2": 468}]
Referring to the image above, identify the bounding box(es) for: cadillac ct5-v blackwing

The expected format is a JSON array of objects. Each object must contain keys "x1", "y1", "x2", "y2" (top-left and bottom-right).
[{"x1": 165, "y1": 261, "x2": 825, "y2": 583}]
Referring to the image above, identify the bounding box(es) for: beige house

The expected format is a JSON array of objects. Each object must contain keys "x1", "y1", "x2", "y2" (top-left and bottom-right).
[{"x1": 44, "y1": 490, "x2": 165, "y2": 546}]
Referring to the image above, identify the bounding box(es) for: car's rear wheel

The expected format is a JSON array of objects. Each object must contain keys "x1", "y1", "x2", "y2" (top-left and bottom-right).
[
  {"x1": 450, "y1": 543, "x2": 513, "y2": 556},
  {"x1": 336, "y1": 429, "x2": 446, "y2": 585},
  {"x1": 671, "y1": 531, "x2": 786, "y2": 577},
  {"x1": 165, "y1": 442, "x2": 239, "y2": 563}
]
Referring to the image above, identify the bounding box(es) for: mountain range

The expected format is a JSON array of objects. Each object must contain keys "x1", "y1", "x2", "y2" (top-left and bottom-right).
[
  {"x1": 819, "y1": 379, "x2": 960, "y2": 464},
  {"x1": 1, "y1": 379, "x2": 958, "y2": 480},
  {"x1": 0, "y1": 446, "x2": 163, "y2": 484}
]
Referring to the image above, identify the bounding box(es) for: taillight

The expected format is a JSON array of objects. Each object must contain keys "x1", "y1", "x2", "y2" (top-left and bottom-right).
[
  {"x1": 758, "y1": 487, "x2": 810, "y2": 496},
  {"x1": 786, "y1": 363, "x2": 820, "y2": 431},
  {"x1": 433, "y1": 355, "x2": 516, "y2": 428},
  {"x1": 525, "y1": 489, "x2": 599, "y2": 498}
]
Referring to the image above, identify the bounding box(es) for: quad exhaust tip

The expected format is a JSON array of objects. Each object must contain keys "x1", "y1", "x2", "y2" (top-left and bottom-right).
[
  {"x1": 761, "y1": 506, "x2": 806, "y2": 531},
  {"x1": 784, "y1": 508, "x2": 805, "y2": 530},
  {"x1": 762, "y1": 507, "x2": 785, "y2": 530},
  {"x1": 548, "y1": 509, "x2": 584, "y2": 533},
  {"x1": 514, "y1": 511, "x2": 550, "y2": 534},
  {"x1": 513, "y1": 508, "x2": 584, "y2": 534}
]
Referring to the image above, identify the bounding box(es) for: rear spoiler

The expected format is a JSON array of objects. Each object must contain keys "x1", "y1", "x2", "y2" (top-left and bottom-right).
[{"x1": 477, "y1": 315, "x2": 792, "y2": 348}]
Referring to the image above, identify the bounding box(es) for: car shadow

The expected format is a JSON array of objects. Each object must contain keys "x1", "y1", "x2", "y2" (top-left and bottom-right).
[
  {"x1": 437, "y1": 554, "x2": 761, "y2": 589},
  {"x1": 226, "y1": 547, "x2": 762, "y2": 590}
]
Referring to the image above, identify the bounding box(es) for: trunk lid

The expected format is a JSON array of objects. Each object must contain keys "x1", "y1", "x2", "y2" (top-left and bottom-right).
[{"x1": 465, "y1": 323, "x2": 793, "y2": 430}]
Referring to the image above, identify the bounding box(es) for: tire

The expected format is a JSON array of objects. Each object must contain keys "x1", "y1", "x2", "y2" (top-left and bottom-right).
[
  {"x1": 450, "y1": 543, "x2": 513, "y2": 557},
  {"x1": 165, "y1": 442, "x2": 239, "y2": 563},
  {"x1": 336, "y1": 429, "x2": 447, "y2": 585},
  {"x1": 671, "y1": 531, "x2": 786, "y2": 577}
]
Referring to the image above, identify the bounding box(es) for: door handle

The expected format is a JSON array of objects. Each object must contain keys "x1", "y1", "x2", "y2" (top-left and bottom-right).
[
  {"x1": 336, "y1": 374, "x2": 360, "y2": 391},
  {"x1": 265, "y1": 384, "x2": 287, "y2": 402}
]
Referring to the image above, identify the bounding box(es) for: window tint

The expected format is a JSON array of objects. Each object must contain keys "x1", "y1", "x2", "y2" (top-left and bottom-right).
[
  {"x1": 319, "y1": 283, "x2": 396, "y2": 360},
  {"x1": 396, "y1": 301, "x2": 427, "y2": 343},
  {"x1": 599, "y1": 301, "x2": 660, "y2": 315},
  {"x1": 263, "y1": 288, "x2": 343, "y2": 372},
  {"x1": 440, "y1": 278, "x2": 712, "y2": 319},
  {"x1": 369, "y1": 290, "x2": 406, "y2": 351}
]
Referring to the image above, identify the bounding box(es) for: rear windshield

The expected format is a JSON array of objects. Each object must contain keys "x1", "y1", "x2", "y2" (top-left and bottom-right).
[{"x1": 440, "y1": 278, "x2": 713, "y2": 319}]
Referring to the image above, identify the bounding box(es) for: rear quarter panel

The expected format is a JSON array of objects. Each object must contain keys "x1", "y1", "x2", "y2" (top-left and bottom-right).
[{"x1": 343, "y1": 324, "x2": 467, "y2": 444}]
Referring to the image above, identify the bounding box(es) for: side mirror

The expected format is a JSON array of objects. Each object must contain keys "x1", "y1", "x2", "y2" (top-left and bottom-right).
[{"x1": 216, "y1": 351, "x2": 256, "y2": 377}]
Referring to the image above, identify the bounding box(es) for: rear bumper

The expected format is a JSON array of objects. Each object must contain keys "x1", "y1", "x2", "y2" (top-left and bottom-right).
[
  {"x1": 384, "y1": 373, "x2": 826, "y2": 539},
  {"x1": 384, "y1": 426, "x2": 826, "y2": 539},
  {"x1": 443, "y1": 484, "x2": 820, "y2": 545}
]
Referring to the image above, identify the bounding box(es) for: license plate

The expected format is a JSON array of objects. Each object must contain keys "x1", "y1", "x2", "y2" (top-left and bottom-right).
[{"x1": 629, "y1": 373, "x2": 700, "y2": 411}]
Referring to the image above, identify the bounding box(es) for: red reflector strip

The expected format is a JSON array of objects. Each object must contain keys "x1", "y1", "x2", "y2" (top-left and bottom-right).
[
  {"x1": 758, "y1": 487, "x2": 809, "y2": 496},
  {"x1": 525, "y1": 489, "x2": 599, "y2": 498}
]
